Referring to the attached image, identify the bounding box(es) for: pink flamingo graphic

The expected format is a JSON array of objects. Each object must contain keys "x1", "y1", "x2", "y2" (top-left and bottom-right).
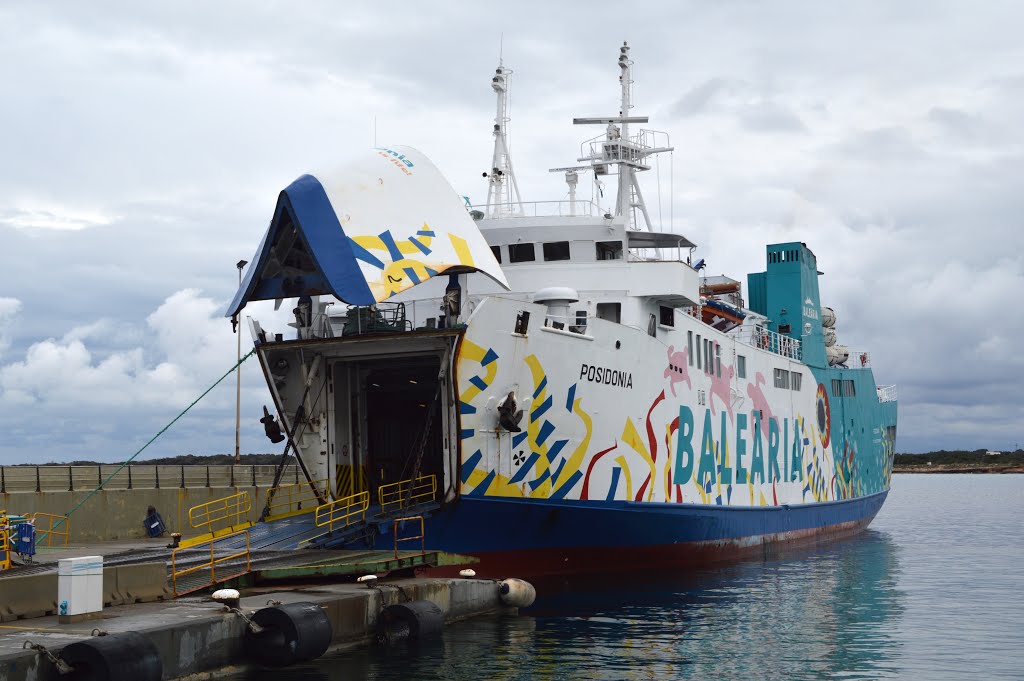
[
  {"x1": 709, "y1": 364, "x2": 735, "y2": 422},
  {"x1": 663, "y1": 345, "x2": 692, "y2": 396},
  {"x1": 746, "y1": 372, "x2": 774, "y2": 437}
]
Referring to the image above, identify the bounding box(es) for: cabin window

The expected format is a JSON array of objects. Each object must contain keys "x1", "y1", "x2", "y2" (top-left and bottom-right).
[
  {"x1": 647, "y1": 314, "x2": 657, "y2": 337},
  {"x1": 509, "y1": 243, "x2": 536, "y2": 263},
  {"x1": 791, "y1": 372, "x2": 802, "y2": 391},
  {"x1": 596, "y1": 302, "x2": 620, "y2": 323},
  {"x1": 490, "y1": 245, "x2": 502, "y2": 263},
  {"x1": 542, "y1": 241, "x2": 571, "y2": 261},
  {"x1": 571, "y1": 310, "x2": 588, "y2": 334},
  {"x1": 596, "y1": 240, "x2": 623, "y2": 260},
  {"x1": 659, "y1": 306, "x2": 674, "y2": 327},
  {"x1": 832, "y1": 378, "x2": 842, "y2": 397},
  {"x1": 844, "y1": 379, "x2": 856, "y2": 397},
  {"x1": 737, "y1": 354, "x2": 747, "y2": 379},
  {"x1": 696, "y1": 334, "x2": 702, "y2": 370},
  {"x1": 687, "y1": 331, "x2": 694, "y2": 366},
  {"x1": 778, "y1": 324, "x2": 791, "y2": 335},
  {"x1": 715, "y1": 343, "x2": 722, "y2": 378},
  {"x1": 774, "y1": 368, "x2": 790, "y2": 389}
]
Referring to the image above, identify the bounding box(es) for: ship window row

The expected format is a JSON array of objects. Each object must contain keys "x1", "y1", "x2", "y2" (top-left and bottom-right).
[
  {"x1": 768, "y1": 249, "x2": 801, "y2": 264},
  {"x1": 774, "y1": 369, "x2": 802, "y2": 390},
  {"x1": 494, "y1": 240, "x2": 626, "y2": 264},
  {"x1": 832, "y1": 378, "x2": 856, "y2": 397}
]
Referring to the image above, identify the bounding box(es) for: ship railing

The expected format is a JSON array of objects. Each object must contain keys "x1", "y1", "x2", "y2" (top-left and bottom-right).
[
  {"x1": 470, "y1": 199, "x2": 601, "y2": 218},
  {"x1": 378, "y1": 475, "x2": 437, "y2": 514},
  {"x1": 877, "y1": 385, "x2": 898, "y2": 403},
  {"x1": 848, "y1": 350, "x2": 872, "y2": 368},
  {"x1": 314, "y1": 490, "x2": 370, "y2": 532},
  {"x1": 737, "y1": 326, "x2": 803, "y2": 361}
]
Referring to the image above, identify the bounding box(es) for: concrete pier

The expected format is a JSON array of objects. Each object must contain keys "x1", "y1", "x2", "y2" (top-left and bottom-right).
[{"x1": 0, "y1": 577, "x2": 509, "y2": 680}]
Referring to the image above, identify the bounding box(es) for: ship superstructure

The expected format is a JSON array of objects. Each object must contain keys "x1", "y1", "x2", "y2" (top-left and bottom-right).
[{"x1": 227, "y1": 44, "x2": 897, "y2": 575}]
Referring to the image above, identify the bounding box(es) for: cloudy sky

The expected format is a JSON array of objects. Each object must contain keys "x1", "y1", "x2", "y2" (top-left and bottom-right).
[{"x1": 0, "y1": 0, "x2": 1020, "y2": 463}]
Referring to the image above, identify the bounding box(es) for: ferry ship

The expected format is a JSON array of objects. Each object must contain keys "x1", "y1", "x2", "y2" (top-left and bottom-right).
[{"x1": 227, "y1": 44, "x2": 898, "y2": 576}]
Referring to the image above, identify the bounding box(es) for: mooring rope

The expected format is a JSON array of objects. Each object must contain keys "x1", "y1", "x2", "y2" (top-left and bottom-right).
[{"x1": 54, "y1": 349, "x2": 257, "y2": 530}]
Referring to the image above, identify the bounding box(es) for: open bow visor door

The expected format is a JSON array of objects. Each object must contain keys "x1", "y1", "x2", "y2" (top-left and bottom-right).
[{"x1": 227, "y1": 145, "x2": 510, "y2": 316}]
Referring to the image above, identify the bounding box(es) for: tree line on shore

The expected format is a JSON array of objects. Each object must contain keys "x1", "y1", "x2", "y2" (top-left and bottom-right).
[{"x1": 895, "y1": 449, "x2": 1024, "y2": 467}]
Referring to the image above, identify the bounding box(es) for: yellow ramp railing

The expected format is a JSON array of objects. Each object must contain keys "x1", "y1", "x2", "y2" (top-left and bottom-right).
[
  {"x1": 392, "y1": 515, "x2": 426, "y2": 559},
  {"x1": 314, "y1": 491, "x2": 370, "y2": 533},
  {"x1": 171, "y1": 528, "x2": 251, "y2": 597},
  {"x1": 378, "y1": 474, "x2": 437, "y2": 514},
  {"x1": 265, "y1": 478, "x2": 329, "y2": 521},
  {"x1": 0, "y1": 511, "x2": 10, "y2": 571},
  {"x1": 30, "y1": 512, "x2": 70, "y2": 548},
  {"x1": 178, "y1": 491, "x2": 253, "y2": 549}
]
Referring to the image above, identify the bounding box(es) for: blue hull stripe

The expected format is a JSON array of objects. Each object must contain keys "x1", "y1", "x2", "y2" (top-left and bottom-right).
[{"x1": 372, "y1": 490, "x2": 889, "y2": 554}]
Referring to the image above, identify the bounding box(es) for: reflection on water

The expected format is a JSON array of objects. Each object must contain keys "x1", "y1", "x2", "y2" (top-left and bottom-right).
[{"x1": 228, "y1": 475, "x2": 1024, "y2": 680}]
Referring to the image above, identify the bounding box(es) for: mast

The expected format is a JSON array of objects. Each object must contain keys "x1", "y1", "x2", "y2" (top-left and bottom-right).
[
  {"x1": 573, "y1": 42, "x2": 674, "y2": 231},
  {"x1": 484, "y1": 61, "x2": 523, "y2": 217}
]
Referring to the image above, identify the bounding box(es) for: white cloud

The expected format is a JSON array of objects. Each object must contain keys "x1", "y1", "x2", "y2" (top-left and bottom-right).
[{"x1": 0, "y1": 1, "x2": 1022, "y2": 455}]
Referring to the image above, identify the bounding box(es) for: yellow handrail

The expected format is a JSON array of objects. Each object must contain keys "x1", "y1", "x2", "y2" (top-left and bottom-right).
[
  {"x1": 171, "y1": 528, "x2": 251, "y2": 597},
  {"x1": 378, "y1": 474, "x2": 437, "y2": 513},
  {"x1": 315, "y1": 491, "x2": 370, "y2": 532},
  {"x1": 392, "y1": 515, "x2": 425, "y2": 559},
  {"x1": 265, "y1": 478, "x2": 329, "y2": 521},
  {"x1": 188, "y1": 491, "x2": 252, "y2": 531},
  {"x1": 29, "y1": 512, "x2": 70, "y2": 548},
  {"x1": 0, "y1": 512, "x2": 10, "y2": 571}
]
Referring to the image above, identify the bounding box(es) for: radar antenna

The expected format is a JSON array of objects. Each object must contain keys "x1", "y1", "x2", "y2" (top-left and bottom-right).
[
  {"x1": 573, "y1": 42, "x2": 674, "y2": 231},
  {"x1": 483, "y1": 60, "x2": 524, "y2": 217}
]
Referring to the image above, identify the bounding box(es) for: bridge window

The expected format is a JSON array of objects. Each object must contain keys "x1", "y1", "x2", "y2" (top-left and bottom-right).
[
  {"x1": 542, "y1": 241, "x2": 570, "y2": 261},
  {"x1": 737, "y1": 354, "x2": 746, "y2": 379},
  {"x1": 596, "y1": 241, "x2": 623, "y2": 260},
  {"x1": 509, "y1": 243, "x2": 535, "y2": 263},
  {"x1": 659, "y1": 306, "x2": 674, "y2": 327},
  {"x1": 774, "y1": 368, "x2": 790, "y2": 389},
  {"x1": 490, "y1": 245, "x2": 502, "y2": 263}
]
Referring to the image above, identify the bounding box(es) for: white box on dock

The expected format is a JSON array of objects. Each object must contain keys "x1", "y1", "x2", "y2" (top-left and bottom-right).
[{"x1": 57, "y1": 555, "x2": 103, "y2": 618}]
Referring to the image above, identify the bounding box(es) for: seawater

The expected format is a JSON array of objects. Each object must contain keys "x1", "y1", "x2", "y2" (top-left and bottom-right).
[{"x1": 231, "y1": 475, "x2": 1024, "y2": 680}]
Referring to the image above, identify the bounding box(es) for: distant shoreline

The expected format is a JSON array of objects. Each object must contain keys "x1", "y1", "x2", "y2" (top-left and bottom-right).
[{"x1": 894, "y1": 464, "x2": 1024, "y2": 474}]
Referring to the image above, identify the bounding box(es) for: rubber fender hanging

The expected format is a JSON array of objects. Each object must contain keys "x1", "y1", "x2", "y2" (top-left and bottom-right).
[
  {"x1": 54, "y1": 632, "x2": 161, "y2": 681},
  {"x1": 499, "y1": 578, "x2": 537, "y2": 608},
  {"x1": 243, "y1": 601, "x2": 333, "y2": 668},
  {"x1": 376, "y1": 600, "x2": 444, "y2": 644}
]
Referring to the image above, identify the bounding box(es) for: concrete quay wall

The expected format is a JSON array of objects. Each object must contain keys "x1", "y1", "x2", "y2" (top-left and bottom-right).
[
  {"x1": 0, "y1": 578, "x2": 508, "y2": 681},
  {"x1": 1, "y1": 487, "x2": 273, "y2": 541}
]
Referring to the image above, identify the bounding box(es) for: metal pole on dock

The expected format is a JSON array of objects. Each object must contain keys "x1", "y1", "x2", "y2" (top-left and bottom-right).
[{"x1": 234, "y1": 259, "x2": 247, "y2": 464}]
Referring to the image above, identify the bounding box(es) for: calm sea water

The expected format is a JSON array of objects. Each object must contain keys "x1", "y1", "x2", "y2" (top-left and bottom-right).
[{"x1": 233, "y1": 475, "x2": 1024, "y2": 680}]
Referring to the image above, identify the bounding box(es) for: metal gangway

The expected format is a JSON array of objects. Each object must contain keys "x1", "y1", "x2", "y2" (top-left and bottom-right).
[{"x1": 169, "y1": 474, "x2": 441, "y2": 595}]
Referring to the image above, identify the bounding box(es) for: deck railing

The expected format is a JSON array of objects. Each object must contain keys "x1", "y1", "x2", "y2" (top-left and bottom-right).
[
  {"x1": 0, "y1": 464, "x2": 298, "y2": 494},
  {"x1": 736, "y1": 326, "x2": 803, "y2": 361},
  {"x1": 877, "y1": 385, "x2": 898, "y2": 403}
]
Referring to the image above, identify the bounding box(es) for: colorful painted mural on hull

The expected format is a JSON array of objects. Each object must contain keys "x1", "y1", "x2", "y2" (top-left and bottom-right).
[{"x1": 455, "y1": 296, "x2": 897, "y2": 519}]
